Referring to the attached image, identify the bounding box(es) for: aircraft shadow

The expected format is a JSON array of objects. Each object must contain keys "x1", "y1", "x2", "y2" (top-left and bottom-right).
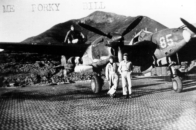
[
  {"x1": 0, "y1": 82, "x2": 172, "y2": 102},
  {"x1": 114, "y1": 84, "x2": 171, "y2": 99},
  {"x1": 182, "y1": 79, "x2": 196, "y2": 92},
  {"x1": 132, "y1": 83, "x2": 163, "y2": 88},
  {"x1": 1, "y1": 77, "x2": 196, "y2": 102},
  {"x1": 0, "y1": 85, "x2": 103, "y2": 102},
  {"x1": 132, "y1": 76, "x2": 171, "y2": 82},
  {"x1": 135, "y1": 76, "x2": 196, "y2": 93}
]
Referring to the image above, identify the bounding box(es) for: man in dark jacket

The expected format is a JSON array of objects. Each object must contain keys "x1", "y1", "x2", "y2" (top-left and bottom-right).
[{"x1": 64, "y1": 25, "x2": 86, "y2": 44}]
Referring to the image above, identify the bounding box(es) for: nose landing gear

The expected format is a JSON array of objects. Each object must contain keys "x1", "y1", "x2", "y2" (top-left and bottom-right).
[
  {"x1": 169, "y1": 62, "x2": 183, "y2": 93},
  {"x1": 172, "y1": 76, "x2": 182, "y2": 92}
]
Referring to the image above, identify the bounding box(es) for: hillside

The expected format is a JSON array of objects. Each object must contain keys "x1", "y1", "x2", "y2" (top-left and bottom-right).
[{"x1": 23, "y1": 11, "x2": 167, "y2": 45}]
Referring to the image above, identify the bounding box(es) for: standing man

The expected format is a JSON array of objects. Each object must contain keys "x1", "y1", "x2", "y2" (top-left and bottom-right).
[
  {"x1": 105, "y1": 56, "x2": 119, "y2": 98},
  {"x1": 118, "y1": 53, "x2": 133, "y2": 99},
  {"x1": 51, "y1": 55, "x2": 71, "y2": 84}
]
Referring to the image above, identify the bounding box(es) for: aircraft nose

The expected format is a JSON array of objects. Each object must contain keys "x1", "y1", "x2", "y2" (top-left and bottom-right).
[{"x1": 182, "y1": 30, "x2": 191, "y2": 42}]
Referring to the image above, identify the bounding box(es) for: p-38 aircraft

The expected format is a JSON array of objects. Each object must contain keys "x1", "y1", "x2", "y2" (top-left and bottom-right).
[{"x1": 0, "y1": 16, "x2": 196, "y2": 94}]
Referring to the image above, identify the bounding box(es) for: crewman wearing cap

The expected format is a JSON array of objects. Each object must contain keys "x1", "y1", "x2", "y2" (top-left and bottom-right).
[
  {"x1": 105, "y1": 56, "x2": 119, "y2": 98},
  {"x1": 118, "y1": 53, "x2": 133, "y2": 99}
]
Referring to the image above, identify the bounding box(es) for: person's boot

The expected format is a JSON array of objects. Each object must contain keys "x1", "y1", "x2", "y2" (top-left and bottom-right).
[
  {"x1": 110, "y1": 93, "x2": 116, "y2": 98},
  {"x1": 123, "y1": 95, "x2": 129, "y2": 99}
]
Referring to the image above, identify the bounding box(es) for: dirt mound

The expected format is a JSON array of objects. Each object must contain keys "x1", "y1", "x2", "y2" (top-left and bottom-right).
[{"x1": 0, "y1": 52, "x2": 95, "y2": 87}]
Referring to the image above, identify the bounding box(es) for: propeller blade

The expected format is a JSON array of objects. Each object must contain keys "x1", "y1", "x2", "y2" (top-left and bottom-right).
[
  {"x1": 181, "y1": 18, "x2": 196, "y2": 34},
  {"x1": 79, "y1": 23, "x2": 112, "y2": 38},
  {"x1": 122, "y1": 16, "x2": 143, "y2": 36},
  {"x1": 117, "y1": 46, "x2": 123, "y2": 62}
]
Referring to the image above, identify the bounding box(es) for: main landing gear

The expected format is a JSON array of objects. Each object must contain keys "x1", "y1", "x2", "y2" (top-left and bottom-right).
[
  {"x1": 169, "y1": 62, "x2": 183, "y2": 93},
  {"x1": 90, "y1": 74, "x2": 104, "y2": 94}
]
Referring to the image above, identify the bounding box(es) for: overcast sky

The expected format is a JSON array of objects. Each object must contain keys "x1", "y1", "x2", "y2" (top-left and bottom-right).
[{"x1": 0, "y1": 0, "x2": 196, "y2": 42}]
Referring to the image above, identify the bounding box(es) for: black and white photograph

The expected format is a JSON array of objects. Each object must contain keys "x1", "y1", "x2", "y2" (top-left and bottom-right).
[{"x1": 0, "y1": 0, "x2": 196, "y2": 129}]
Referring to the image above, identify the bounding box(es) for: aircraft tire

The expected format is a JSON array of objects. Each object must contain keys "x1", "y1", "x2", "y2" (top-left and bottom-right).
[
  {"x1": 172, "y1": 76, "x2": 183, "y2": 93},
  {"x1": 91, "y1": 75, "x2": 102, "y2": 94}
]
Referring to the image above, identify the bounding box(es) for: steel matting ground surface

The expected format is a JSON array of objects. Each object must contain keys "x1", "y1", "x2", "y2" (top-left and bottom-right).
[{"x1": 0, "y1": 77, "x2": 196, "y2": 130}]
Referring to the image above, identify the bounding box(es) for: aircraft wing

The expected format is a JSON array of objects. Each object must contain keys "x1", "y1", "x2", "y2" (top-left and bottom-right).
[{"x1": 0, "y1": 42, "x2": 89, "y2": 57}]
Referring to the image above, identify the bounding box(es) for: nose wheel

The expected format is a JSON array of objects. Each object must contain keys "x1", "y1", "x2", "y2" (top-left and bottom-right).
[
  {"x1": 169, "y1": 62, "x2": 183, "y2": 93},
  {"x1": 172, "y1": 76, "x2": 182, "y2": 93}
]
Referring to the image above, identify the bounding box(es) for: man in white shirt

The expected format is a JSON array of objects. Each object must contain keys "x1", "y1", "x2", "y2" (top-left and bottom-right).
[
  {"x1": 105, "y1": 56, "x2": 119, "y2": 98},
  {"x1": 118, "y1": 53, "x2": 133, "y2": 99}
]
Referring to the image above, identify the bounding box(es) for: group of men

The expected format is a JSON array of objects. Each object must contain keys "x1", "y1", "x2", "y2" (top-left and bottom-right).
[
  {"x1": 55, "y1": 25, "x2": 133, "y2": 98},
  {"x1": 105, "y1": 53, "x2": 133, "y2": 99},
  {"x1": 52, "y1": 53, "x2": 133, "y2": 99}
]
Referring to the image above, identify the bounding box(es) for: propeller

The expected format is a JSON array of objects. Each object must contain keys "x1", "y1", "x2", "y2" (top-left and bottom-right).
[
  {"x1": 79, "y1": 16, "x2": 143, "y2": 41},
  {"x1": 79, "y1": 16, "x2": 143, "y2": 62},
  {"x1": 79, "y1": 23, "x2": 112, "y2": 38},
  {"x1": 122, "y1": 16, "x2": 143, "y2": 36},
  {"x1": 180, "y1": 18, "x2": 196, "y2": 34}
]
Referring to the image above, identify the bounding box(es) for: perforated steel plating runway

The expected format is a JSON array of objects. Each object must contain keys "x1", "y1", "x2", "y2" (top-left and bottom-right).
[{"x1": 0, "y1": 77, "x2": 196, "y2": 130}]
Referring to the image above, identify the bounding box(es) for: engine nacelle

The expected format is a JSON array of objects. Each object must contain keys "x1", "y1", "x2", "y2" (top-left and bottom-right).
[{"x1": 74, "y1": 65, "x2": 93, "y2": 73}]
